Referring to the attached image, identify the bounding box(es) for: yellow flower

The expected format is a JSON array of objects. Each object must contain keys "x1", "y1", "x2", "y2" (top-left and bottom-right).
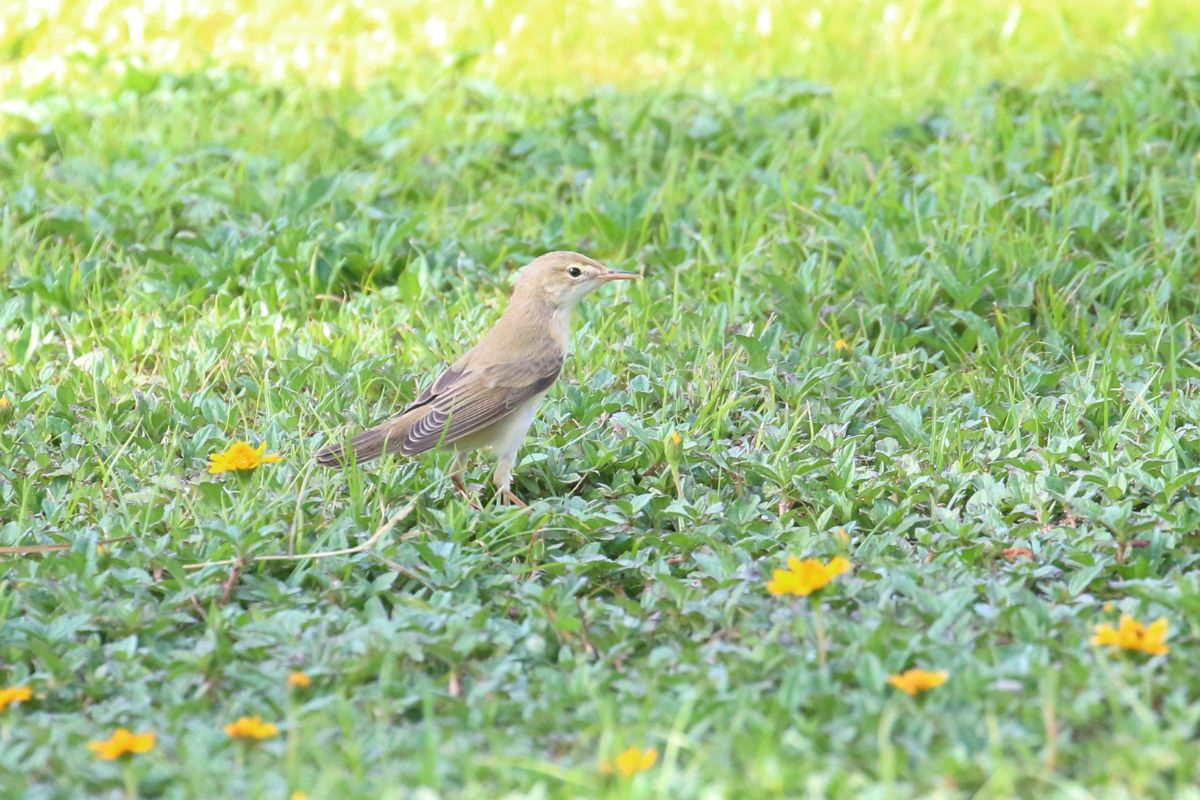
[
  {"x1": 0, "y1": 686, "x2": 32, "y2": 712},
  {"x1": 224, "y1": 716, "x2": 279, "y2": 740},
  {"x1": 287, "y1": 671, "x2": 312, "y2": 689},
  {"x1": 0, "y1": 396, "x2": 12, "y2": 423},
  {"x1": 208, "y1": 441, "x2": 282, "y2": 474},
  {"x1": 888, "y1": 669, "x2": 949, "y2": 696},
  {"x1": 291, "y1": 793, "x2": 308, "y2": 800},
  {"x1": 1093, "y1": 614, "x2": 1170, "y2": 656},
  {"x1": 766, "y1": 556, "x2": 851, "y2": 597},
  {"x1": 834, "y1": 337, "x2": 850, "y2": 351},
  {"x1": 602, "y1": 746, "x2": 658, "y2": 778},
  {"x1": 88, "y1": 728, "x2": 156, "y2": 760},
  {"x1": 670, "y1": 431, "x2": 682, "y2": 446}
]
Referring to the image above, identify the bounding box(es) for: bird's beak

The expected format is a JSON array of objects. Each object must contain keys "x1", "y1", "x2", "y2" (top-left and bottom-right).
[{"x1": 598, "y1": 269, "x2": 641, "y2": 282}]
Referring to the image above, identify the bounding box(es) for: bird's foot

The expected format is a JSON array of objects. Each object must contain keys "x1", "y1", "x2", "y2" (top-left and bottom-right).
[
  {"x1": 501, "y1": 488, "x2": 529, "y2": 509},
  {"x1": 453, "y1": 475, "x2": 483, "y2": 511}
]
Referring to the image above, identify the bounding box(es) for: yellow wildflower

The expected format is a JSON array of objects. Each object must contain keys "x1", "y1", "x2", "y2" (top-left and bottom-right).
[
  {"x1": 287, "y1": 671, "x2": 312, "y2": 689},
  {"x1": 602, "y1": 746, "x2": 658, "y2": 778},
  {"x1": 834, "y1": 338, "x2": 850, "y2": 351},
  {"x1": 88, "y1": 728, "x2": 156, "y2": 760},
  {"x1": 888, "y1": 668, "x2": 949, "y2": 696},
  {"x1": 670, "y1": 431, "x2": 682, "y2": 446},
  {"x1": 208, "y1": 441, "x2": 283, "y2": 474},
  {"x1": 766, "y1": 556, "x2": 851, "y2": 597},
  {"x1": 0, "y1": 396, "x2": 12, "y2": 423},
  {"x1": 0, "y1": 686, "x2": 32, "y2": 711},
  {"x1": 224, "y1": 716, "x2": 279, "y2": 740},
  {"x1": 1093, "y1": 614, "x2": 1170, "y2": 656},
  {"x1": 291, "y1": 793, "x2": 308, "y2": 800}
]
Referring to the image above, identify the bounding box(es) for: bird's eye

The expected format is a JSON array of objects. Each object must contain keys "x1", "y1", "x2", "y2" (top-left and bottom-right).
[{"x1": 567, "y1": 266, "x2": 583, "y2": 278}]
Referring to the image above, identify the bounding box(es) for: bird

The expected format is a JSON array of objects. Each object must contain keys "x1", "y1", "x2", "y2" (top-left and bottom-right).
[{"x1": 313, "y1": 251, "x2": 640, "y2": 506}]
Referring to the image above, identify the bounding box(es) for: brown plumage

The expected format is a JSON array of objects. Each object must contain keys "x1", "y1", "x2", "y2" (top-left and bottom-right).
[{"x1": 314, "y1": 251, "x2": 639, "y2": 505}]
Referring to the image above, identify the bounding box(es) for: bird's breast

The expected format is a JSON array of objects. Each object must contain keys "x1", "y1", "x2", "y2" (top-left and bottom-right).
[
  {"x1": 454, "y1": 390, "x2": 550, "y2": 455},
  {"x1": 549, "y1": 307, "x2": 574, "y2": 353}
]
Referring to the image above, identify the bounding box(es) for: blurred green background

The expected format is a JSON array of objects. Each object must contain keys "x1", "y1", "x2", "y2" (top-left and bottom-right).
[{"x1": 5, "y1": 0, "x2": 1198, "y2": 102}]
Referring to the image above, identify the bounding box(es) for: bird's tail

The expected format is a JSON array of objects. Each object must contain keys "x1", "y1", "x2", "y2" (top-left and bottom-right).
[{"x1": 313, "y1": 417, "x2": 410, "y2": 467}]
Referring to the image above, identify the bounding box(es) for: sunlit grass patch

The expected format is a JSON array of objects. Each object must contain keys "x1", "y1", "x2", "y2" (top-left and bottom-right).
[{"x1": 3, "y1": 0, "x2": 1198, "y2": 106}]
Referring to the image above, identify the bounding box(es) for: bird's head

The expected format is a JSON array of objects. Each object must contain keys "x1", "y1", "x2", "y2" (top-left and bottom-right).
[{"x1": 513, "y1": 251, "x2": 640, "y2": 309}]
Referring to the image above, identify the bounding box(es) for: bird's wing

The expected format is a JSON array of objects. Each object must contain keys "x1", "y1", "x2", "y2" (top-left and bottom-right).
[
  {"x1": 403, "y1": 360, "x2": 467, "y2": 413},
  {"x1": 395, "y1": 354, "x2": 564, "y2": 455},
  {"x1": 312, "y1": 353, "x2": 563, "y2": 467}
]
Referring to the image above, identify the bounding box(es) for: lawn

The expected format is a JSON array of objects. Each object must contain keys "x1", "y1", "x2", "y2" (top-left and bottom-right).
[{"x1": 3, "y1": 1, "x2": 1200, "y2": 797}]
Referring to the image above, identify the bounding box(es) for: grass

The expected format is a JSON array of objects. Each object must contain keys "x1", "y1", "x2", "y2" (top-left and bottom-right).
[{"x1": 3, "y1": 1, "x2": 1200, "y2": 797}]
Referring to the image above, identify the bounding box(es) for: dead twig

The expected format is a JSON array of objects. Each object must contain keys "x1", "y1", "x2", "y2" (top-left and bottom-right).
[
  {"x1": 0, "y1": 536, "x2": 137, "y2": 556},
  {"x1": 366, "y1": 552, "x2": 434, "y2": 591},
  {"x1": 219, "y1": 557, "x2": 246, "y2": 605},
  {"x1": 182, "y1": 501, "x2": 417, "y2": 571},
  {"x1": 188, "y1": 593, "x2": 208, "y2": 621}
]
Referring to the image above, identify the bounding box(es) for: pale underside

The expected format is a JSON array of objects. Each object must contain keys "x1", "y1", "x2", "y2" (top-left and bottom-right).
[{"x1": 451, "y1": 389, "x2": 550, "y2": 491}]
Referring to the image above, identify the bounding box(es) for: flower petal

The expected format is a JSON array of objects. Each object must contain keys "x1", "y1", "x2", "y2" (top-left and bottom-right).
[{"x1": 827, "y1": 556, "x2": 852, "y2": 577}]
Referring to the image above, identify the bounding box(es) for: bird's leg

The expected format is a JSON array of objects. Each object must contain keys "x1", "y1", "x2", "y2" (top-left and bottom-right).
[
  {"x1": 493, "y1": 453, "x2": 530, "y2": 509},
  {"x1": 502, "y1": 488, "x2": 529, "y2": 508},
  {"x1": 451, "y1": 451, "x2": 482, "y2": 511}
]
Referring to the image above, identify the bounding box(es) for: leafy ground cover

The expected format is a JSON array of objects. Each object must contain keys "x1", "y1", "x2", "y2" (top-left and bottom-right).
[{"x1": 3, "y1": 2, "x2": 1200, "y2": 797}]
